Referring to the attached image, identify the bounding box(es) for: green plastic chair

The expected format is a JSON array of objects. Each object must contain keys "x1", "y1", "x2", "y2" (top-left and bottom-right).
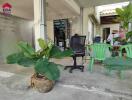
[
  {"x1": 87, "y1": 43, "x2": 111, "y2": 72},
  {"x1": 104, "y1": 57, "x2": 132, "y2": 79},
  {"x1": 119, "y1": 44, "x2": 132, "y2": 58},
  {"x1": 104, "y1": 44, "x2": 132, "y2": 79},
  {"x1": 119, "y1": 44, "x2": 132, "y2": 79}
]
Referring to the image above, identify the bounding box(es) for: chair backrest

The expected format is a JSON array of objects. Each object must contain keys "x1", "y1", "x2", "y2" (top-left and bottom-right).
[
  {"x1": 89, "y1": 43, "x2": 111, "y2": 60},
  {"x1": 70, "y1": 35, "x2": 86, "y2": 53},
  {"x1": 120, "y1": 44, "x2": 132, "y2": 58}
]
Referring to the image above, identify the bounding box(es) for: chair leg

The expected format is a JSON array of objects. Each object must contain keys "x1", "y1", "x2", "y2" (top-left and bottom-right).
[
  {"x1": 119, "y1": 70, "x2": 125, "y2": 80},
  {"x1": 105, "y1": 68, "x2": 112, "y2": 76},
  {"x1": 82, "y1": 56, "x2": 84, "y2": 65},
  {"x1": 88, "y1": 58, "x2": 94, "y2": 72}
]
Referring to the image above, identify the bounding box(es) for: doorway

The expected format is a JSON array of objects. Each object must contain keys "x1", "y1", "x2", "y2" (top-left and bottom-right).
[
  {"x1": 103, "y1": 28, "x2": 110, "y2": 42},
  {"x1": 54, "y1": 19, "x2": 71, "y2": 50}
]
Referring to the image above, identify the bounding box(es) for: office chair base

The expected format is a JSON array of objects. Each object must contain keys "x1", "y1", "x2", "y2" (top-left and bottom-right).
[{"x1": 64, "y1": 65, "x2": 84, "y2": 73}]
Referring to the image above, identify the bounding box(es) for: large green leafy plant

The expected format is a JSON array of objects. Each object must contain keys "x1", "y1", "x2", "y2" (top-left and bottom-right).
[
  {"x1": 116, "y1": 3, "x2": 132, "y2": 29},
  {"x1": 6, "y1": 39, "x2": 73, "y2": 80},
  {"x1": 116, "y1": 3, "x2": 132, "y2": 40}
]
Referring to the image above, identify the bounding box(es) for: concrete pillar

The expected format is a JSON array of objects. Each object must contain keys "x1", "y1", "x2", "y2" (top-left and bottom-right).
[
  {"x1": 80, "y1": 7, "x2": 83, "y2": 35},
  {"x1": 34, "y1": 0, "x2": 47, "y2": 50},
  {"x1": 128, "y1": 2, "x2": 132, "y2": 31},
  {"x1": 129, "y1": 1, "x2": 132, "y2": 41}
]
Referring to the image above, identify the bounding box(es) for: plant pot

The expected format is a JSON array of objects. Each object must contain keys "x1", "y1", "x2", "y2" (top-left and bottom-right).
[{"x1": 31, "y1": 74, "x2": 54, "y2": 93}]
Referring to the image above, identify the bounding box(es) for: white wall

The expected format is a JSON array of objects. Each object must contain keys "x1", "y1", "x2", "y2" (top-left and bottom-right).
[
  {"x1": 0, "y1": 14, "x2": 33, "y2": 60},
  {"x1": 71, "y1": 16, "x2": 81, "y2": 36},
  {"x1": 63, "y1": 0, "x2": 80, "y2": 15},
  {"x1": 19, "y1": 21, "x2": 33, "y2": 43},
  {"x1": 70, "y1": 7, "x2": 96, "y2": 43},
  {"x1": 101, "y1": 23, "x2": 120, "y2": 34},
  {"x1": 83, "y1": 7, "x2": 96, "y2": 44},
  {"x1": 47, "y1": 21, "x2": 54, "y2": 41},
  {"x1": 88, "y1": 19, "x2": 93, "y2": 43}
]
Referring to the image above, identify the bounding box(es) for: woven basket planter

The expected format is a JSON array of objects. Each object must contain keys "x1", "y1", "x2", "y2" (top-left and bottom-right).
[{"x1": 31, "y1": 74, "x2": 54, "y2": 93}]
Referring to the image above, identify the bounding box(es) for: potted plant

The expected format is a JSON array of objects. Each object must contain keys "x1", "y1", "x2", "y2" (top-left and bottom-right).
[{"x1": 6, "y1": 38, "x2": 73, "y2": 93}]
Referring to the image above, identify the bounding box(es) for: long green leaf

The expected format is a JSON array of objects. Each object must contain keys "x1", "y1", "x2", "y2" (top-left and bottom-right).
[
  {"x1": 6, "y1": 53, "x2": 24, "y2": 64},
  {"x1": 49, "y1": 46, "x2": 73, "y2": 59},
  {"x1": 17, "y1": 57, "x2": 36, "y2": 67},
  {"x1": 35, "y1": 59, "x2": 60, "y2": 80},
  {"x1": 49, "y1": 46, "x2": 61, "y2": 58},
  {"x1": 126, "y1": 31, "x2": 132, "y2": 40},
  {"x1": 116, "y1": 8, "x2": 124, "y2": 18},
  {"x1": 38, "y1": 38, "x2": 48, "y2": 49},
  {"x1": 55, "y1": 49, "x2": 73, "y2": 58},
  {"x1": 6, "y1": 52, "x2": 35, "y2": 67},
  {"x1": 18, "y1": 41, "x2": 35, "y2": 58},
  {"x1": 116, "y1": 3, "x2": 132, "y2": 29}
]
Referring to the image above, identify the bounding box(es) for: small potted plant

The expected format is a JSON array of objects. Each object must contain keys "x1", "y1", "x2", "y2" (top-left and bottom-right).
[{"x1": 6, "y1": 38, "x2": 73, "y2": 93}]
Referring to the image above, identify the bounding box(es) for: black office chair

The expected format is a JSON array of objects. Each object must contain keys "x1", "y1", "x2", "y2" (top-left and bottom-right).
[{"x1": 64, "y1": 35, "x2": 86, "y2": 73}]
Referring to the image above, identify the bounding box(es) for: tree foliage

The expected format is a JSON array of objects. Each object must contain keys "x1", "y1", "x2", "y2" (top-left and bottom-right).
[{"x1": 116, "y1": 3, "x2": 132, "y2": 40}]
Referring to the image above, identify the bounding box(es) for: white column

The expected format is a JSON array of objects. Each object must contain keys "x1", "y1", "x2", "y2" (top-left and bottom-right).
[
  {"x1": 128, "y1": 2, "x2": 132, "y2": 31},
  {"x1": 80, "y1": 7, "x2": 83, "y2": 35},
  {"x1": 34, "y1": 0, "x2": 47, "y2": 50}
]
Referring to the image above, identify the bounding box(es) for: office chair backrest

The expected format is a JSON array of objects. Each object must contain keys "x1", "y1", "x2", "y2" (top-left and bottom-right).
[{"x1": 70, "y1": 35, "x2": 86, "y2": 53}]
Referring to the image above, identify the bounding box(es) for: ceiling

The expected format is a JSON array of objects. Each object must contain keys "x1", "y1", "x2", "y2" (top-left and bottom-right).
[
  {"x1": 75, "y1": 0, "x2": 129, "y2": 7},
  {"x1": 0, "y1": 0, "x2": 79, "y2": 20},
  {"x1": 46, "y1": 0, "x2": 79, "y2": 20}
]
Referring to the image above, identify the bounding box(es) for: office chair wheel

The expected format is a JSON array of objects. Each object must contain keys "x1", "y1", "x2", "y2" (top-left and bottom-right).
[
  {"x1": 69, "y1": 68, "x2": 73, "y2": 73},
  {"x1": 64, "y1": 67, "x2": 67, "y2": 70}
]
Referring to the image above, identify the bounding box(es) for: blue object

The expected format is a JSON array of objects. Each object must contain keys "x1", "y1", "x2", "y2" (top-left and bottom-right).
[{"x1": 93, "y1": 36, "x2": 101, "y2": 43}]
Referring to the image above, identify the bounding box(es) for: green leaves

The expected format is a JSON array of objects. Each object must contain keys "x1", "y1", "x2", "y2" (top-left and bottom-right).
[
  {"x1": 6, "y1": 41, "x2": 37, "y2": 67},
  {"x1": 38, "y1": 38, "x2": 53, "y2": 58},
  {"x1": 7, "y1": 53, "x2": 23, "y2": 64},
  {"x1": 35, "y1": 59, "x2": 60, "y2": 80},
  {"x1": 126, "y1": 31, "x2": 132, "y2": 40},
  {"x1": 38, "y1": 38, "x2": 48, "y2": 49},
  {"x1": 6, "y1": 53, "x2": 35, "y2": 67},
  {"x1": 49, "y1": 46, "x2": 61, "y2": 58},
  {"x1": 116, "y1": 3, "x2": 132, "y2": 29},
  {"x1": 116, "y1": 8, "x2": 123, "y2": 15},
  {"x1": 49, "y1": 46, "x2": 73, "y2": 59},
  {"x1": 18, "y1": 42, "x2": 35, "y2": 58}
]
